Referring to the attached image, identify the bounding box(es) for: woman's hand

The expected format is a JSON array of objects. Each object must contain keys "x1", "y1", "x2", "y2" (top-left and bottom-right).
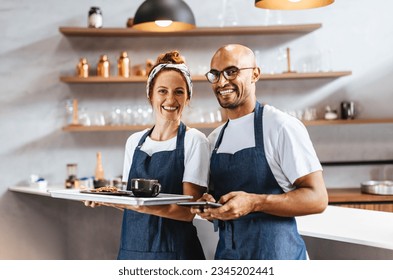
[
  {"x1": 83, "y1": 201, "x2": 125, "y2": 211},
  {"x1": 84, "y1": 200, "x2": 101, "y2": 208}
]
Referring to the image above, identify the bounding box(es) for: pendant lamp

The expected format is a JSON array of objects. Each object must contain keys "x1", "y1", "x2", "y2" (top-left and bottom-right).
[
  {"x1": 133, "y1": 0, "x2": 196, "y2": 32},
  {"x1": 255, "y1": 0, "x2": 334, "y2": 10}
]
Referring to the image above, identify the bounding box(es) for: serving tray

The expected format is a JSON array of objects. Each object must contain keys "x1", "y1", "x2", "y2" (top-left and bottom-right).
[{"x1": 50, "y1": 189, "x2": 192, "y2": 206}]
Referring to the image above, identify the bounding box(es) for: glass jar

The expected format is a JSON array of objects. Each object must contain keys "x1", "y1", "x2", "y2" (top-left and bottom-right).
[
  {"x1": 65, "y1": 163, "x2": 78, "y2": 189},
  {"x1": 88, "y1": 7, "x2": 103, "y2": 28}
]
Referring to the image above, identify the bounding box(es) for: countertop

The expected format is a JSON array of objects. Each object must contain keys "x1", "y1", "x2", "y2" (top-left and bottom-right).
[
  {"x1": 327, "y1": 187, "x2": 393, "y2": 203},
  {"x1": 8, "y1": 186, "x2": 393, "y2": 251},
  {"x1": 296, "y1": 205, "x2": 393, "y2": 250},
  {"x1": 11, "y1": 186, "x2": 393, "y2": 203}
]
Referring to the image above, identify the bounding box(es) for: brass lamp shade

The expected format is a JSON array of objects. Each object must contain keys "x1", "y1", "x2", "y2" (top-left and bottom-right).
[
  {"x1": 255, "y1": 0, "x2": 334, "y2": 10},
  {"x1": 133, "y1": 0, "x2": 196, "y2": 32}
]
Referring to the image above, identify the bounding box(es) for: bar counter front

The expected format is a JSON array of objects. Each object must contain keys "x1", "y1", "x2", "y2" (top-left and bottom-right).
[{"x1": 8, "y1": 185, "x2": 393, "y2": 259}]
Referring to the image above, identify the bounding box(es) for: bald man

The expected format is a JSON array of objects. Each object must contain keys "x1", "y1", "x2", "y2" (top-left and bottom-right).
[{"x1": 192, "y1": 44, "x2": 328, "y2": 260}]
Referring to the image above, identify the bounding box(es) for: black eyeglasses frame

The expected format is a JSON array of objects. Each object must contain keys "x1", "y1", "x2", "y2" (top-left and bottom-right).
[{"x1": 205, "y1": 66, "x2": 256, "y2": 84}]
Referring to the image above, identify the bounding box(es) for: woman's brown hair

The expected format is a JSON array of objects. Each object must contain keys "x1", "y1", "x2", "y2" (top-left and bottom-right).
[{"x1": 147, "y1": 50, "x2": 191, "y2": 100}]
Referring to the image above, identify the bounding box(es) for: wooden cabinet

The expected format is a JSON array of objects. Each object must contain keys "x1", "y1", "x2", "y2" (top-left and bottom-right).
[
  {"x1": 59, "y1": 24, "x2": 357, "y2": 132},
  {"x1": 328, "y1": 188, "x2": 393, "y2": 213},
  {"x1": 333, "y1": 203, "x2": 393, "y2": 212}
]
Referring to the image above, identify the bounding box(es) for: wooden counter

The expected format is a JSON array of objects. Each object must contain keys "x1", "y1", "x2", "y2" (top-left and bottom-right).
[{"x1": 328, "y1": 188, "x2": 393, "y2": 212}]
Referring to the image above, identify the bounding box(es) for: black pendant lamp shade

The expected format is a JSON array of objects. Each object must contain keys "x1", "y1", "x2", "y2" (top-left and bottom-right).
[
  {"x1": 133, "y1": 0, "x2": 196, "y2": 32},
  {"x1": 255, "y1": 0, "x2": 334, "y2": 10}
]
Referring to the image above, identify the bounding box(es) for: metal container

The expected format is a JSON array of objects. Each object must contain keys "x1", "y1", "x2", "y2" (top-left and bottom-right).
[
  {"x1": 76, "y1": 58, "x2": 89, "y2": 78},
  {"x1": 97, "y1": 55, "x2": 110, "y2": 77},
  {"x1": 361, "y1": 180, "x2": 393, "y2": 195},
  {"x1": 117, "y1": 51, "x2": 130, "y2": 78}
]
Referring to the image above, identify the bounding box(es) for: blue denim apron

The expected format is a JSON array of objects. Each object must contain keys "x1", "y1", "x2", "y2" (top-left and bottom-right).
[
  {"x1": 210, "y1": 102, "x2": 307, "y2": 260},
  {"x1": 117, "y1": 122, "x2": 205, "y2": 260}
]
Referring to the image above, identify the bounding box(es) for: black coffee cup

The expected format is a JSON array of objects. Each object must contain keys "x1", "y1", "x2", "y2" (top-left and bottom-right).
[{"x1": 131, "y1": 178, "x2": 161, "y2": 197}]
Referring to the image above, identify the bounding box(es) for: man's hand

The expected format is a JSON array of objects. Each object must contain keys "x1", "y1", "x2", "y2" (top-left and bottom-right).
[
  {"x1": 207, "y1": 191, "x2": 258, "y2": 220},
  {"x1": 190, "y1": 191, "x2": 259, "y2": 221}
]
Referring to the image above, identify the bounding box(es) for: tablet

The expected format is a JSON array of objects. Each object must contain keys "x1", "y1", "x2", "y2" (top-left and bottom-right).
[{"x1": 177, "y1": 201, "x2": 222, "y2": 208}]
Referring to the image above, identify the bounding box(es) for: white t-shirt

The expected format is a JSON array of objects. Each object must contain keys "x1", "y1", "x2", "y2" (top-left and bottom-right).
[
  {"x1": 208, "y1": 104, "x2": 322, "y2": 193},
  {"x1": 122, "y1": 128, "x2": 210, "y2": 188}
]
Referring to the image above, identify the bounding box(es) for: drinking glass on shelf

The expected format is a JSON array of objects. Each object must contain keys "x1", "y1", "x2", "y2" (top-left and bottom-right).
[
  {"x1": 123, "y1": 105, "x2": 134, "y2": 125},
  {"x1": 191, "y1": 107, "x2": 205, "y2": 124},
  {"x1": 79, "y1": 107, "x2": 91, "y2": 126},
  {"x1": 275, "y1": 48, "x2": 287, "y2": 74},
  {"x1": 140, "y1": 105, "x2": 153, "y2": 125},
  {"x1": 145, "y1": 106, "x2": 154, "y2": 125},
  {"x1": 90, "y1": 112, "x2": 106, "y2": 126},
  {"x1": 215, "y1": 109, "x2": 223, "y2": 122},
  {"x1": 65, "y1": 99, "x2": 74, "y2": 125},
  {"x1": 309, "y1": 49, "x2": 333, "y2": 73},
  {"x1": 219, "y1": 0, "x2": 238, "y2": 27},
  {"x1": 110, "y1": 106, "x2": 123, "y2": 125},
  {"x1": 303, "y1": 108, "x2": 317, "y2": 121},
  {"x1": 204, "y1": 111, "x2": 216, "y2": 124}
]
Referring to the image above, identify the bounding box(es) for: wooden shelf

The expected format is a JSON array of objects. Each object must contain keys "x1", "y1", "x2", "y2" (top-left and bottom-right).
[
  {"x1": 62, "y1": 122, "x2": 223, "y2": 132},
  {"x1": 59, "y1": 24, "x2": 322, "y2": 37},
  {"x1": 62, "y1": 118, "x2": 393, "y2": 132},
  {"x1": 259, "y1": 71, "x2": 352, "y2": 80},
  {"x1": 60, "y1": 76, "x2": 147, "y2": 83},
  {"x1": 303, "y1": 118, "x2": 393, "y2": 126},
  {"x1": 322, "y1": 160, "x2": 393, "y2": 166},
  {"x1": 60, "y1": 71, "x2": 352, "y2": 84},
  {"x1": 328, "y1": 188, "x2": 393, "y2": 204},
  {"x1": 327, "y1": 188, "x2": 393, "y2": 213}
]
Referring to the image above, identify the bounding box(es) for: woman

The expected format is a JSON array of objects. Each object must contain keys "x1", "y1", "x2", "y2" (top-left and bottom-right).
[{"x1": 107, "y1": 50, "x2": 208, "y2": 260}]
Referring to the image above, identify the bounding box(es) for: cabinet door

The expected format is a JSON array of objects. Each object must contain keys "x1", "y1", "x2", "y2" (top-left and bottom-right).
[{"x1": 334, "y1": 203, "x2": 393, "y2": 213}]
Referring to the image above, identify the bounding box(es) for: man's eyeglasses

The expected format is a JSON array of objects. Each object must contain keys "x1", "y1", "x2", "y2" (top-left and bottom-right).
[{"x1": 205, "y1": 66, "x2": 255, "y2": 84}]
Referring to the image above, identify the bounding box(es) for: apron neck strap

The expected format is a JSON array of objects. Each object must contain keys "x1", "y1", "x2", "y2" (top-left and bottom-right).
[
  {"x1": 214, "y1": 120, "x2": 229, "y2": 150},
  {"x1": 214, "y1": 101, "x2": 264, "y2": 150},
  {"x1": 254, "y1": 101, "x2": 264, "y2": 149},
  {"x1": 176, "y1": 122, "x2": 186, "y2": 150},
  {"x1": 136, "y1": 122, "x2": 186, "y2": 149}
]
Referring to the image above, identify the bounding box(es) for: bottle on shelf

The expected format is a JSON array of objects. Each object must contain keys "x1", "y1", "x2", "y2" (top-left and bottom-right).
[
  {"x1": 284, "y1": 47, "x2": 296, "y2": 73},
  {"x1": 94, "y1": 152, "x2": 108, "y2": 188},
  {"x1": 72, "y1": 99, "x2": 79, "y2": 125},
  {"x1": 117, "y1": 51, "x2": 130, "y2": 78},
  {"x1": 76, "y1": 58, "x2": 89, "y2": 78},
  {"x1": 97, "y1": 55, "x2": 110, "y2": 77}
]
